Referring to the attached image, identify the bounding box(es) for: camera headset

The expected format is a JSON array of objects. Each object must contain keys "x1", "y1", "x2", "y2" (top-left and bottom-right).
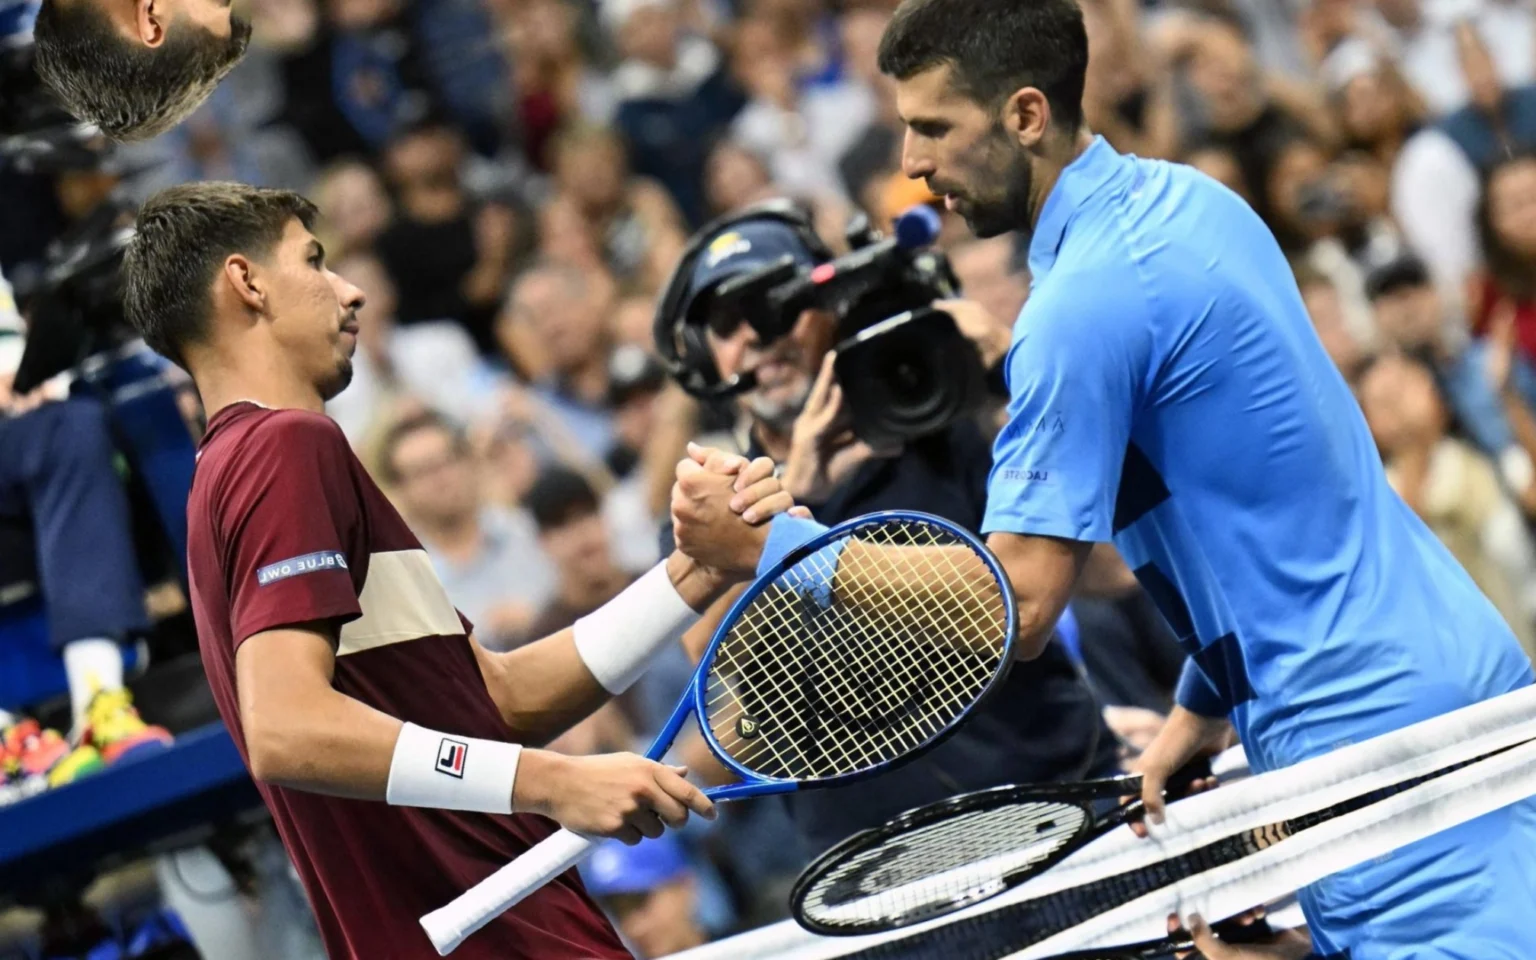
[{"x1": 653, "y1": 198, "x2": 833, "y2": 402}]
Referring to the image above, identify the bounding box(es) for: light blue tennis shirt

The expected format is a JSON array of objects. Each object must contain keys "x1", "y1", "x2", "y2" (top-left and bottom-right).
[{"x1": 983, "y1": 136, "x2": 1536, "y2": 958}]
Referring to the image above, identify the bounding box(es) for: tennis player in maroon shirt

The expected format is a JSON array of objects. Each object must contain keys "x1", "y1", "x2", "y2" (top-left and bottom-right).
[{"x1": 119, "y1": 181, "x2": 798, "y2": 959}]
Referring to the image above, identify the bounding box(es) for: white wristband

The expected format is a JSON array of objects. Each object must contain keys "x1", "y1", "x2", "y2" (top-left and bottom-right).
[
  {"x1": 386, "y1": 722, "x2": 519, "y2": 815},
  {"x1": 573, "y1": 560, "x2": 701, "y2": 695}
]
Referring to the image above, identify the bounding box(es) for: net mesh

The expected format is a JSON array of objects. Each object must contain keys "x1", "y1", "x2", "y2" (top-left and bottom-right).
[
  {"x1": 800, "y1": 800, "x2": 1090, "y2": 931},
  {"x1": 704, "y1": 517, "x2": 1010, "y2": 783}
]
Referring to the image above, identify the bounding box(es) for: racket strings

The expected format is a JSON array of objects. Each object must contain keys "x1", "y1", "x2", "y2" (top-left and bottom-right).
[
  {"x1": 824, "y1": 749, "x2": 1503, "y2": 958},
  {"x1": 705, "y1": 518, "x2": 1009, "y2": 782},
  {"x1": 801, "y1": 801, "x2": 1089, "y2": 927}
]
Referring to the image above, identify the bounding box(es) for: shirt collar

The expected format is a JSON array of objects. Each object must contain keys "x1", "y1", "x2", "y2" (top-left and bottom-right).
[{"x1": 1027, "y1": 135, "x2": 1122, "y2": 280}]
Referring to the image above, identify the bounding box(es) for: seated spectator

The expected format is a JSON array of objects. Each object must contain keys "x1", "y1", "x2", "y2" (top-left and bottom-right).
[
  {"x1": 1391, "y1": 27, "x2": 1536, "y2": 301},
  {"x1": 1265, "y1": 137, "x2": 1403, "y2": 307},
  {"x1": 728, "y1": 14, "x2": 874, "y2": 205},
  {"x1": 499, "y1": 261, "x2": 619, "y2": 462},
  {"x1": 312, "y1": 160, "x2": 392, "y2": 261},
  {"x1": 1469, "y1": 154, "x2": 1536, "y2": 365},
  {"x1": 375, "y1": 121, "x2": 521, "y2": 354},
  {"x1": 550, "y1": 125, "x2": 690, "y2": 285},
  {"x1": 273, "y1": 0, "x2": 440, "y2": 163},
  {"x1": 604, "y1": 345, "x2": 669, "y2": 574},
  {"x1": 703, "y1": 141, "x2": 777, "y2": 219},
  {"x1": 1356, "y1": 352, "x2": 1536, "y2": 661},
  {"x1": 501, "y1": 0, "x2": 616, "y2": 171},
  {"x1": 1184, "y1": 143, "x2": 1255, "y2": 205},
  {"x1": 1158, "y1": 10, "x2": 1339, "y2": 224},
  {"x1": 1324, "y1": 39, "x2": 1425, "y2": 168},
  {"x1": 1368, "y1": 253, "x2": 1536, "y2": 463},
  {"x1": 1080, "y1": 0, "x2": 1180, "y2": 160},
  {"x1": 581, "y1": 836, "x2": 715, "y2": 958},
  {"x1": 948, "y1": 235, "x2": 1029, "y2": 332},
  {"x1": 469, "y1": 387, "x2": 544, "y2": 512},
  {"x1": 0, "y1": 269, "x2": 171, "y2": 781},
  {"x1": 1295, "y1": 264, "x2": 1371, "y2": 382},
  {"x1": 1358, "y1": 0, "x2": 1534, "y2": 116},
  {"x1": 606, "y1": 0, "x2": 747, "y2": 225},
  {"x1": 378, "y1": 410, "x2": 555, "y2": 649},
  {"x1": 522, "y1": 465, "x2": 640, "y2": 638}
]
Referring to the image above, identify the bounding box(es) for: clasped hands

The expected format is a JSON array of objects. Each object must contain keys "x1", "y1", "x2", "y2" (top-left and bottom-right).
[{"x1": 669, "y1": 442, "x2": 811, "y2": 595}]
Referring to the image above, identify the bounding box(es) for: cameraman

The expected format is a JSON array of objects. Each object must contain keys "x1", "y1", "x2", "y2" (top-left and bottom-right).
[
  {"x1": 660, "y1": 210, "x2": 1119, "y2": 856},
  {"x1": 0, "y1": 263, "x2": 170, "y2": 770}
]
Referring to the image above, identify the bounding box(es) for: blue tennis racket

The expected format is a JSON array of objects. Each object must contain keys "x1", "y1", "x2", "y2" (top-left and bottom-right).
[{"x1": 420, "y1": 511, "x2": 1017, "y2": 954}]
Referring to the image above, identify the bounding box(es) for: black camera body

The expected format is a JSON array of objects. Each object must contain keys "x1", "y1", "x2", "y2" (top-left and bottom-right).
[{"x1": 655, "y1": 200, "x2": 988, "y2": 448}]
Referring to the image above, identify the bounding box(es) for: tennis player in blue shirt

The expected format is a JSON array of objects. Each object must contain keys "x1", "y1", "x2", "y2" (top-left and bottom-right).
[{"x1": 672, "y1": 1, "x2": 1536, "y2": 957}]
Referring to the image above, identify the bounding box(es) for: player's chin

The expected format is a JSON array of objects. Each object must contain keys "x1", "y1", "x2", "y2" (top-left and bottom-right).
[{"x1": 319, "y1": 358, "x2": 355, "y2": 402}]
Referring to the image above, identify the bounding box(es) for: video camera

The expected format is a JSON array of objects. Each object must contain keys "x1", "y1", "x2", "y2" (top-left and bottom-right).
[{"x1": 656, "y1": 200, "x2": 989, "y2": 449}]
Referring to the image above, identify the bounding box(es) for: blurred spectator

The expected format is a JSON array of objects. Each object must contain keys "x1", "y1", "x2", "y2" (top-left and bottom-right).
[
  {"x1": 501, "y1": 0, "x2": 617, "y2": 171},
  {"x1": 1325, "y1": 39, "x2": 1426, "y2": 168},
  {"x1": 948, "y1": 236, "x2": 1029, "y2": 332},
  {"x1": 378, "y1": 410, "x2": 555, "y2": 649},
  {"x1": 550, "y1": 125, "x2": 690, "y2": 284},
  {"x1": 607, "y1": 0, "x2": 747, "y2": 225},
  {"x1": 1367, "y1": 253, "x2": 1536, "y2": 467},
  {"x1": 470, "y1": 388, "x2": 545, "y2": 511},
  {"x1": 1392, "y1": 26, "x2": 1536, "y2": 301},
  {"x1": 376, "y1": 121, "x2": 521, "y2": 353},
  {"x1": 1356, "y1": 352, "x2": 1536, "y2": 660},
  {"x1": 703, "y1": 141, "x2": 778, "y2": 218},
  {"x1": 499, "y1": 261, "x2": 619, "y2": 461},
  {"x1": 1080, "y1": 0, "x2": 1180, "y2": 160},
  {"x1": 1358, "y1": 0, "x2": 1534, "y2": 116},
  {"x1": 273, "y1": 0, "x2": 439, "y2": 163},
  {"x1": 1265, "y1": 137, "x2": 1403, "y2": 310},
  {"x1": 1296, "y1": 264, "x2": 1371, "y2": 382},
  {"x1": 1470, "y1": 154, "x2": 1536, "y2": 364},
  {"x1": 612, "y1": 294, "x2": 662, "y2": 352},
  {"x1": 581, "y1": 836, "x2": 712, "y2": 958},
  {"x1": 522, "y1": 465, "x2": 634, "y2": 638},
  {"x1": 603, "y1": 345, "x2": 670, "y2": 573},
  {"x1": 312, "y1": 160, "x2": 393, "y2": 260},
  {"x1": 728, "y1": 14, "x2": 874, "y2": 204},
  {"x1": 1184, "y1": 143, "x2": 1255, "y2": 205},
  {"x1": 1159, "y1": 11, "x2": 1339, "y2": 224}
]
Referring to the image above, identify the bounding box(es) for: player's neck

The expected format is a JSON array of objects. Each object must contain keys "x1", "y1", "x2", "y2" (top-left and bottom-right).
[
  {"x1": 194, "y1": 357, "x2": 328, "y2": 421},
  {"x1": 1028, "y1": 128, "x2": 1098, "y2": 234}
]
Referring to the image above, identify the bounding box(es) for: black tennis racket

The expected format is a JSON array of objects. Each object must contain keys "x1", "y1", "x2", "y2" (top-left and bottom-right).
[
  {"x1": 789, "y1": 746, "x2": 1511, "y2": 960},
  {"x1": 792, "y1": 762, "x2": 1212, "y2": 935}
]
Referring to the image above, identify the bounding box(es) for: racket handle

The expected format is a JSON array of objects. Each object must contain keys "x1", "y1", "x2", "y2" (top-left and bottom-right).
[{"x1": 419, "y1": 828, "x2": 597, "y2": 955}]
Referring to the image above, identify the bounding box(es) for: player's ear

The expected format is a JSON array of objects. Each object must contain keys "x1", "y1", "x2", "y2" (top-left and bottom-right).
[
  {"x1": 1002, "y1": 88, "x2": 1049, "y2": 150},
  {"x1": 222, "y1": 254, "x2": 267, "y2": 314},
  {"x1": 135, "y1": 0, "x2": 168, "y2": 47}
]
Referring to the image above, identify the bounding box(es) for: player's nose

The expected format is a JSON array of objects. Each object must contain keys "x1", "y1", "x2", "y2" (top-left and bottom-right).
[
  {"x1": 332, "y1": 271, "x2": 367, "y2": 313},
  {"x1": 901, "y1": 130, "x2": 934, "y2": 180}
]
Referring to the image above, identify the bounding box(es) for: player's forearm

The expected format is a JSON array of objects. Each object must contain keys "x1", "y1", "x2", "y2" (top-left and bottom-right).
[
  {"x1": 484, "y1": 631, "x2": 610, "y2": 746},
  {"x1": 481, "y1": 555, "x2": 718, "y2": 743},
  {"x1": 244, "y1": 688, "x2": 403, "y2": 800}
]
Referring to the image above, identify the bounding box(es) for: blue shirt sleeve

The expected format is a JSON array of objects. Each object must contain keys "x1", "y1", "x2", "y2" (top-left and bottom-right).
[
  {"x1": 1175, "y1": 659, "x2": 1230, "y2": 718},
  {"x1": 981, "y1": 269, "x2": 1155, "y2": 542}
]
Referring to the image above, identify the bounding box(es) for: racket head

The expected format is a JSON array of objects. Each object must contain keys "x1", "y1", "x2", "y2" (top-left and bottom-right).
[
  {"x1": 693, "y1": 510, "x2": 1016, "y2": 795},
  {"x1": 790, "y1": 781, "x2": 1121, "y2": 935}
]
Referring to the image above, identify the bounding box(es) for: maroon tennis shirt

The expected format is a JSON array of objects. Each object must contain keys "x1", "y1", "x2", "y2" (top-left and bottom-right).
[{"x1": 185, "y1": 402, "x2": 630, "y2": 960}]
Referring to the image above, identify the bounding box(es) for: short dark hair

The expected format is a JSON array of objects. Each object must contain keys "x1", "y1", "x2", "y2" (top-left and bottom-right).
[
  {"x1": 32, "y1": 0, "x2": 251, "y2": 142},
  {"x1": 124, "y1": 182, "x2": 317, "y2": 368},
  {"x1": 378, "y1": 410, "x2": 468, "y2": 486},
  {"x1": 525, "y1": 466, "x2": 601, "y2": 532},
  {"x1": 877, "y1": 0, "x2": 1088, "y2": 132}
]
